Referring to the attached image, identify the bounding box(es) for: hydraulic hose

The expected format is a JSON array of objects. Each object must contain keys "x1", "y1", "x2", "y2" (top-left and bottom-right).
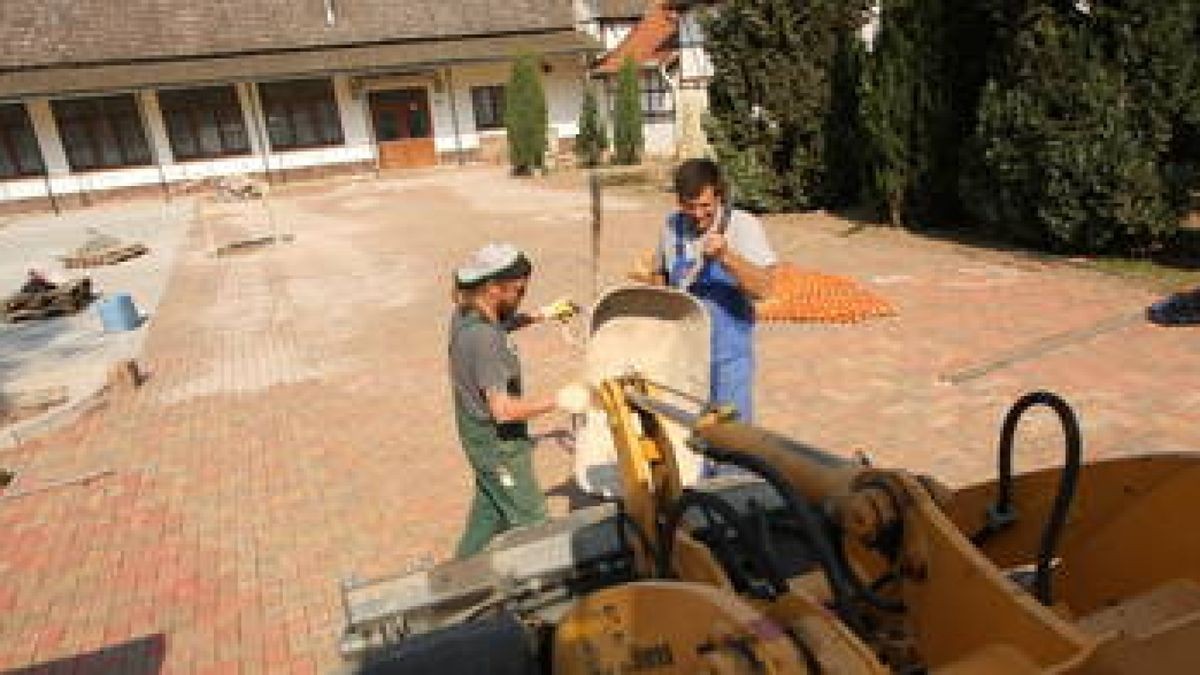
[
  {"x1": 975, "y1": 391, "x2": 1082, "y2": 606},
  {"x1": 658, "y1": 490, "x2": 789, "y2": 597},
  {"x1": 693, "y1": 443, "x2": 866, "y2": 631}
]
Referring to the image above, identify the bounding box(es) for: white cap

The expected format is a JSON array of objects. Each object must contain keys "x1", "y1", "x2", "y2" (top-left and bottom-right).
[{"x1": 455, "y1": 242, "x2": 522, "y2": 286}]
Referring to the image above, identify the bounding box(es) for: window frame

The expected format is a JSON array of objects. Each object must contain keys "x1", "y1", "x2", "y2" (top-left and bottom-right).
[
  {"x1": 257, "y1": 79, "x2": 345, "y2": 151},
  {"x1": 470, "y1": 85, "x2": 507, "y2": 132},
  {"x1": 0, "y1": 103, "x2": 46, "y2": 179},
  {"x1": 157, "y1": 86, "x2": 251, "y2": 161},
  {"x1": 51, "y1": 94, "x2": 153, "y2": 172},
  {"x1": 605, "y1": 68, "x2": 676, "y2": 122}
]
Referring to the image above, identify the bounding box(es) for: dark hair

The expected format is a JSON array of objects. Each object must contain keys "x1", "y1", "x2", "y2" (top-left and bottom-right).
[
  {"x1": 455, "y1": 253, "x2": 533, "y2": 291},
  {"x1": 674, "y1": 158, "x2": 726, "y2": 200}
]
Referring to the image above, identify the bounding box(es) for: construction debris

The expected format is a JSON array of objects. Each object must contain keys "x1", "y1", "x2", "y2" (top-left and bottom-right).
[
  {"x1": 756, "y1": 263, "x2": 897, "y2": 324},
  {"x1": 60, "y1": 228, "x2": 149, "y2": 269},
  {"x1": 3, "y1": 275, "x2": 94, "y2": 323},
  {"x1": 0, "y1": 386, "x2": 68, "y2": 426},
  {"x1": 0, "y1": 469, "x2": 114, "y2": 502},
  {"x1": 215, "y1": 175, "x2": 269, "y2": 201}
]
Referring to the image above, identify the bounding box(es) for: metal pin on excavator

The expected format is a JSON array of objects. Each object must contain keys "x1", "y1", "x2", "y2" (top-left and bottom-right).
[{"x1": 339, "y1": 286, "x2": 1200, "y2": 674}]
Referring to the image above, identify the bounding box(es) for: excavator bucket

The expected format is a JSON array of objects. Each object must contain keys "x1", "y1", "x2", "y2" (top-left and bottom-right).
[{"x1": 574, "y1": 285, "x2": 710, "y2": 496}]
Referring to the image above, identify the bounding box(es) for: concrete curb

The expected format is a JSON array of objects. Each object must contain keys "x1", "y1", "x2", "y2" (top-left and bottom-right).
[{"x1": 0, "y1": 381, "x2": 110, "y2": 450}]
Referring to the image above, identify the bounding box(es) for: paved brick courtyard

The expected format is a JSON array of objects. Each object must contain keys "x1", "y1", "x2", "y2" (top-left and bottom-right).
[{"x1": 1, "y1": 166, "x2": 1197, "y2": 673}]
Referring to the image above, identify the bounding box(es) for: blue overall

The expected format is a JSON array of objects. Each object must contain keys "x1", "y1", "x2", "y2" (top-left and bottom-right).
[{"x1": 666, "y1": 213, "x2": 756, "y2": 429}]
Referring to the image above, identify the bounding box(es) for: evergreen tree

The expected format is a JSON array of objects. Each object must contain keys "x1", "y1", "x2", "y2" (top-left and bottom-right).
[
  {"x1": 1089, "y1": 0, "x2": 1200, "y2": 218},
  {"x1": 704, "y1": 0, "x2": 870, "y2": 211},
  {"x1": 612, "y1": 58, "x2": 644, "y2": 165},
  {"x1": 822, "y1": 29, "x2": 867, "y2": 208},
  {"x1": 962, "y1": 4, "x2": 1174, "y2": 252},
  {"x1": 963, "y1": 2, "x2": 1195, "y2": 252},
  {"x1": 504, "y1": 53, "x2": 549, "y2": 175},
  {"x1": 575, "y1": 85, "x2": 609, "y2": 168},
  {"x1": 859, "y1": 0, "x2": 989, "y2": 226}
]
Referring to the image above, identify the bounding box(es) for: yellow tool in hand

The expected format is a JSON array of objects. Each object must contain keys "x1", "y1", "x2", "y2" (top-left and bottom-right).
[{"x1": 540, "y1": 297, "x2": 581, "y2": 323}]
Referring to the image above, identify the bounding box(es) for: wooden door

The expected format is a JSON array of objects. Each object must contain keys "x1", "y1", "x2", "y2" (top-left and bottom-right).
[{"x1": 370, "y1": 89, "x2": 436, "y2": 169}]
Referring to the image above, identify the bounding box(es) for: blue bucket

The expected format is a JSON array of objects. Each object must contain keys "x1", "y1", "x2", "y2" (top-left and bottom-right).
[{"x1": 96, "y1": 293, "x2": 141, "y2": 332}]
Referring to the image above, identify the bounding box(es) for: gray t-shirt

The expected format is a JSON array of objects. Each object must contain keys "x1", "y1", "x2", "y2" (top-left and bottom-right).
[
  {"x1": 448, "y1": 309, "x2": 522, "y2": 421},
  {"x1": 657, "y1": 208, "x2": 778, "y2": 277}
]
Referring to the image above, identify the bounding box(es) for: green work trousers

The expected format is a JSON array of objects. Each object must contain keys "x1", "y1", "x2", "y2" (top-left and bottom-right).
[{"x1": 454, "y1": 407, "x2": 548, "y2": 559}]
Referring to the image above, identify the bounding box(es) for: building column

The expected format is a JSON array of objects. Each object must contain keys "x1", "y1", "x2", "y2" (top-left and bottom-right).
[
  {"x1": 138, "y1": 90, "x2": 174, "y2": 165},
  {"x1": 237, "y1": 82, "x2": 274, "y2": 177},
  {"x1": 25, "y1": 99, "x2": 70, "y2": 178},
  {"x1": 332, "y1": 74, "x2": 371, "y2": 150}
]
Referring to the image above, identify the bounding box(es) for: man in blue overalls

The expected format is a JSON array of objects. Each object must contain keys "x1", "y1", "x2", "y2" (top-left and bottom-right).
[{"x1": 652, "y1": 159, "x2": 777, "y2": 477}]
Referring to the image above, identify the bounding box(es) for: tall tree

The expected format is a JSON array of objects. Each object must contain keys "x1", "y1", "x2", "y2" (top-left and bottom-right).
[
  {"x1": 575, "y1": 85, "x2": 609, "y2": 168},
  {"x1": 612, "y1": 58, "x2": 645, "y2": 165},
  {"x1": 704, "y1": 0, "x2": 870, "y2": 211},
  {"x1": 504, "y1": 53, "x2": 549, "y2": 175},
  {"x1": 859, "y1": 0, "x2": 990, "y2": 226}
]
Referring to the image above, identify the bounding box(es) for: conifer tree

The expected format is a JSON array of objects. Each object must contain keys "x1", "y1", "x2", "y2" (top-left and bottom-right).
[
  {"x1": 704, "y1": 0, "x2": 869, "y2": 211},
  {"x1": 575, "y1": 85, "x2": 609, "y2": 168},
  {"x1": 612, "y1": 58, "x2": 645, "y2": 165},
  {"x1": 505, "y1": 53, "x2": 549, "y2": 175}
]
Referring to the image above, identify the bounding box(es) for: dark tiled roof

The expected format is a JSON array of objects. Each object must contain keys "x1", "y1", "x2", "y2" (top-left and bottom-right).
[
  {"x1": 0, "y1": 0, "x2": 580, "y2": 70},
  {"x1": 595, "y1": 0, "x2": 647, "y2": 19},
  {"x1": 0, "y1": 30, "x2": 601, "y2": 98}
]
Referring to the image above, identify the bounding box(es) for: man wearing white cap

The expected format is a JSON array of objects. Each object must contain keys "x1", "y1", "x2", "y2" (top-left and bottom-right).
[{"x1": 448, "y1": 243, "x2": 586, "y2": 558}]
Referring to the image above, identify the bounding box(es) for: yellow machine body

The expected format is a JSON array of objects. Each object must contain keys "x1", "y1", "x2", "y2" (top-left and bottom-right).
[{"x1": 549, "y1": 376, "x2": 1200, "y2": 674}]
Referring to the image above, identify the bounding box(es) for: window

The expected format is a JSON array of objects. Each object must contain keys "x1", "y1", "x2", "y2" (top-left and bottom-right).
[
  {"x1": 257, "y1": 79, "x2": 344, "y2": 150},
  {"x1": 0, "y1": 104, "x2": 45, "y2": 178},
  {"x1": 639, "y1": 70, "x2": 675, "y2": 121},
  {"x1": 158, "y1": 86, "x2": 250, "y2": 160},
  {"x1": 471, "y1": 85, "x2": 506, "y2": 131},
  {"x1": 606, "y1": 69, "x2": 675, "y2": 122},
  {"x1": 52, "y1": 95, "x2": 152, "y2": 171}
]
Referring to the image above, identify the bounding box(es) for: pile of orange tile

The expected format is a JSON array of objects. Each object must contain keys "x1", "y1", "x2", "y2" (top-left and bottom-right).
[{"x1": 756, "y1": 263, "x2": 896, "y2": 324}]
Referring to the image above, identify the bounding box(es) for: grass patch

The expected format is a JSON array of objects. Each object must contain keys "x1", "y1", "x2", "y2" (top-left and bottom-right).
[{"x1": 1080, "y1": 256, "x2": 1200, "y2": 291}]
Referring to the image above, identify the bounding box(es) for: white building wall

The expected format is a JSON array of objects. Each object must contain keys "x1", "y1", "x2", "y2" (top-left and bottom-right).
[
  {"x1": 0, "y1": 56, "x2": 589, "y2": 203},
  {"x1": 446, "y1": 56, "x2": 586, "y2": 152},
  {"x1": 644, "y1": 119, "x2": 677, "y2": 157},
  {"x1": 602, "y1": 23, "x2": 635, "y2": 51},
  {"x1": 678, "y1": 12, "x2": 714, "y2": 81}
]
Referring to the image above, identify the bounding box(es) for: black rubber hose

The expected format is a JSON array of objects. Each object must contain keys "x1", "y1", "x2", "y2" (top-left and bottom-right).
[
  {"x1": 658, "y1": 490, "x2": 788, "y2": 597},
  {"x1": 614, "y1": 505, "x2": 657, "y2": 575},
  {"x1": 696, "y1": 445, "x2": 865, "y2": 631},
  {"x1": 984, "y1": 391, "x2": 1083, "y2": 606}
]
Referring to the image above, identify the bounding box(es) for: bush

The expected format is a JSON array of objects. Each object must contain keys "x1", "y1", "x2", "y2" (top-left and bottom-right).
[
  {"x1": 962, "y1": 5, "x2": 1179, "y2": 252},
  {"x1": 504, "y1": 53, "x2": 549, "y2": 175},
  {"x1": 612, "y1": 58, "x2": 644, "y2": 165}
]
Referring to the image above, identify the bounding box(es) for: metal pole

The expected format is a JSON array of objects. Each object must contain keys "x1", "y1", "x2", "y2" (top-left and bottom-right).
[
  {"x1": 40, "y1": 166, "x2": 60, "y2": 216},
  {"x1": 445, "y1": 68, "x2": 465, "y2": 166},
  {"x1": 589, "y1": 168, "x2": 601, "y2": 305}
]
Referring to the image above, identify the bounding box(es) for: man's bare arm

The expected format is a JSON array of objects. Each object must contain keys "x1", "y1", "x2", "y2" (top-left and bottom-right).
[
  {"x1": 717, "y1": 248, "x2": 774, "y2": 299},
  {"x1": 485, "y1": 389, "x2": 555, "y2": 423}
]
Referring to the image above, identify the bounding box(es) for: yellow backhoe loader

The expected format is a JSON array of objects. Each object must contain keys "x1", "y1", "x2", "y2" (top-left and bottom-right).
[{"x1": 339, "y1": 287, "x2": 1200, "y2": 674}]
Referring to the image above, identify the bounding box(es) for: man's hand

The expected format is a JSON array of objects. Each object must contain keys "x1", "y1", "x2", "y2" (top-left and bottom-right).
[
  {"x1": 701, "y1": 230, "x2": 729, "y2": 261},
  {"x1": 537, "y1": 297, "x2": 580, "y2": 323},
  {"x1": 554, "y1": 383, "x2": 591, "y2": 414}
]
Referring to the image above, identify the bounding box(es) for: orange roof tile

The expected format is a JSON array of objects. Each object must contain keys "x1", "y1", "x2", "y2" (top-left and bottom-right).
[{"x1": 594, "y1": 1, "x2": 678, "y2": 74}]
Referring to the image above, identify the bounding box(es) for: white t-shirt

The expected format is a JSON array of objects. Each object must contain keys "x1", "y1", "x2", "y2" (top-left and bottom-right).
[{"x1": 656, "y1": 209, "x2": 778, "y2": 276}]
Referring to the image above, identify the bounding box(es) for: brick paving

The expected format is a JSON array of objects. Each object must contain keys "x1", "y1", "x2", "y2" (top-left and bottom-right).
[{"x1": 0, "y1": 166, "x2": 1197, "y2": 673}]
